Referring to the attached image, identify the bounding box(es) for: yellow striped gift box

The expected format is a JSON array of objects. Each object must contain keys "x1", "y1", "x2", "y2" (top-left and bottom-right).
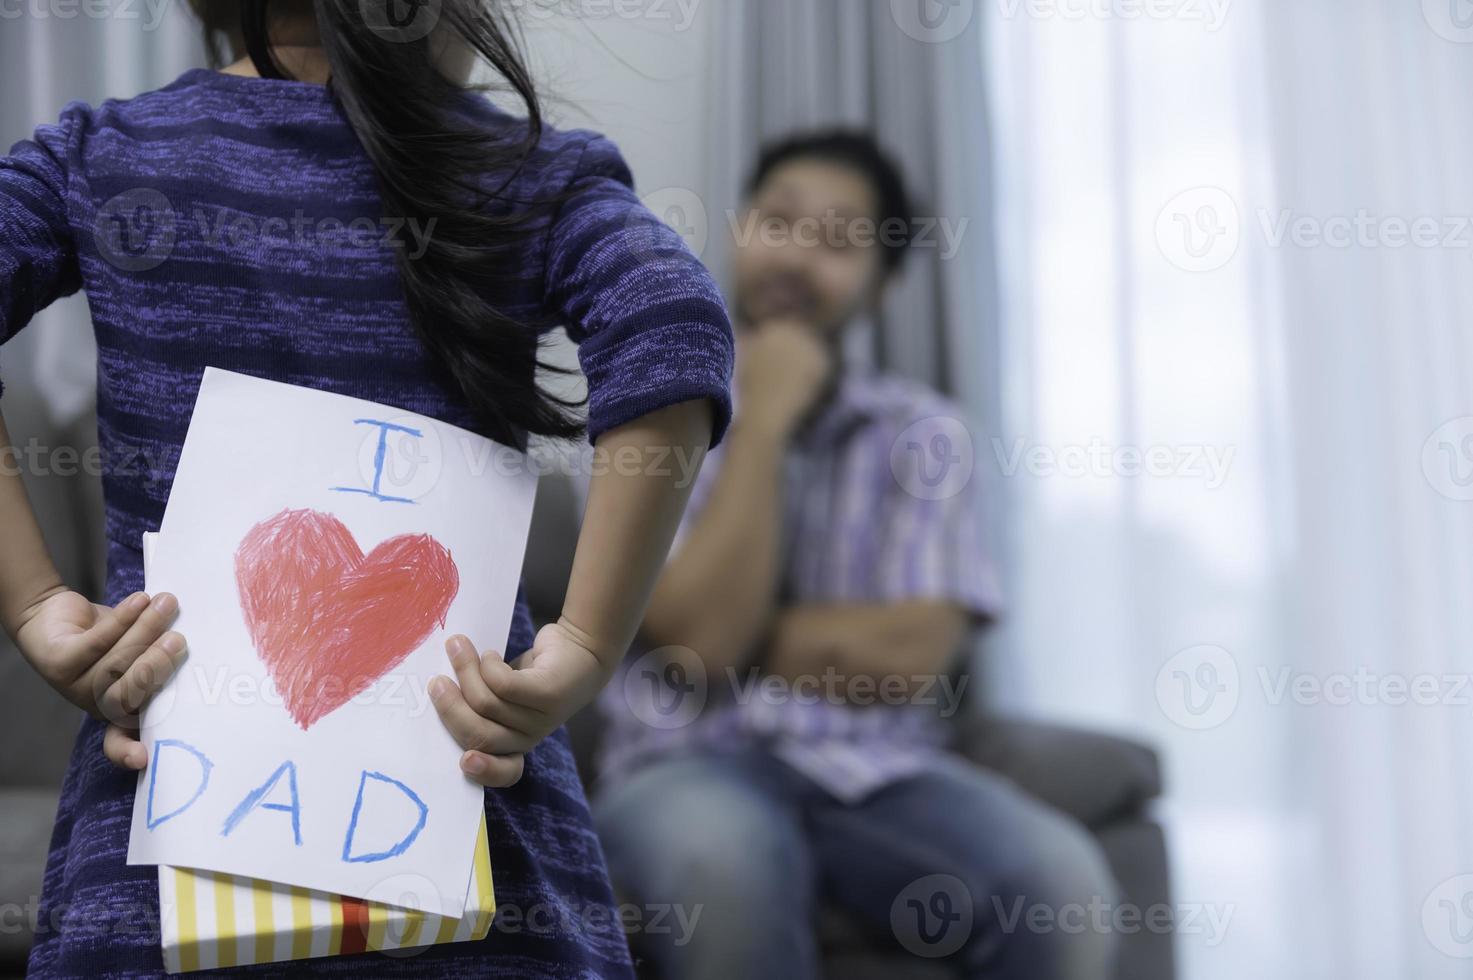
[{"x1": 158, "y1": 812, "x2": 494, "y2": 973}]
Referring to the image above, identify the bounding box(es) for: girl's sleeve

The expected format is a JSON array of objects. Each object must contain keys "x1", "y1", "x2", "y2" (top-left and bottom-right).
[
  {"x1": 0, "y1": 105, "x2": 84, "y2": 399},
  {"x1": 542, "y1": 133, "x2": 734, "y2": 448}
]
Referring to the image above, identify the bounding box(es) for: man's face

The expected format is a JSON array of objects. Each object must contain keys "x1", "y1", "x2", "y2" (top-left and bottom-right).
[{"x1": 733, "y1": 158, "x2": 887, "y2": 337}]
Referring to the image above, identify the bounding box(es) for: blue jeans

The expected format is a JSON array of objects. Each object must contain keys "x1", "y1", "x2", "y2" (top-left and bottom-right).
[{"x1": 593, "y1": 746, "x2": 1120, "y2": 980}]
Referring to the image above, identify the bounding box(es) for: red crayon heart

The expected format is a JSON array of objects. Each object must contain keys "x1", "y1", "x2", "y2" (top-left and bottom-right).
[{"x1": 234, "y1": 508, "x2": 459, "y2": 730}]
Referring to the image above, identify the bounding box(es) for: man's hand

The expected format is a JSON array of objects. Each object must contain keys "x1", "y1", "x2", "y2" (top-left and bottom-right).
[
  {"x1": 429, "y1": 619, "x2": 614, "y2": 788},
  {"x1": 737, "y1": 319, "x2": 834, "y2": 439},
  {"x1": 13, "y1": 589, "x2": 188, "y2": 770}
]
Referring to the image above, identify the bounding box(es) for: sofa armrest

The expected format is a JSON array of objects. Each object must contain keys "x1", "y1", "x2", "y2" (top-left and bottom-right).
[{"x1": 951, "y1": 715, "x2": 1163, "y2": 829}]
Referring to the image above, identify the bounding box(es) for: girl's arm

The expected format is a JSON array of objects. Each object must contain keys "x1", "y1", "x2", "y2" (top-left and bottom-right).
[
  {"x1": 0, "y1": 409, "x2": 66, "y2": 632},
  {"x1": 0, "y1": 105, "x2": 188, "y2": 768},
  {"x1": 1, "y1": 408, "x2": 189, "y2": 769},
  {"x1": 429, "y1": 398, "x2": 713, "y2": 787},
  {"x1": 558, "y1": 398, "x2": 714, "y2": 666},
  {"x1": 429, "y1": 128, "x2": 734, "y2": 787}
]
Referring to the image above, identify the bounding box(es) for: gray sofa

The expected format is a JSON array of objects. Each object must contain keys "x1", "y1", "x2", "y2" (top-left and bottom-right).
[{"x1": 524, "y1": 471, "x2": 1177, "y2": 980}]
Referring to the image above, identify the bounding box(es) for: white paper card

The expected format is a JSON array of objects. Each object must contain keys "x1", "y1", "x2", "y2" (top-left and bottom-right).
[{"x1": 126, "y1": 367, "x2": 537, "y2": 917}]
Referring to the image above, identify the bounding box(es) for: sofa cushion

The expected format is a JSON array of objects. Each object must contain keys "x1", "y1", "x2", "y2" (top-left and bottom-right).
[{"x1": 952, "y1": 716, "x2": 1163, "y2": 828}]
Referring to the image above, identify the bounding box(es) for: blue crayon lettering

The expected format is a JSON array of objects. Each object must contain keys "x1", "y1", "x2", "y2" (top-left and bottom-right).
[
  {"x1": 340, "y1": 770, "x2": 429, "y2": 864},
  {"x1": 330, "y1": 418, "x2": 423, "y2": 504},
  {"x1": 221, "y1": 760, "x2": 302, "y2": 845},
  {"x1": 146, "y1": 739, "x2": 213, "y2": 830}
]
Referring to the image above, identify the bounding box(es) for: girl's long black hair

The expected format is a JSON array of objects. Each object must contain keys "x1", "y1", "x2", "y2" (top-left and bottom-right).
[{"x1": 189, "y1": 0, "x2": 585, "y2": 450}]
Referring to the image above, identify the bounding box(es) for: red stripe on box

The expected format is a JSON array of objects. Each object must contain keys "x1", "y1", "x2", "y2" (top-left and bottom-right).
[{"x1": 339, "y1": 897, "x2": 370, "y2": 955}]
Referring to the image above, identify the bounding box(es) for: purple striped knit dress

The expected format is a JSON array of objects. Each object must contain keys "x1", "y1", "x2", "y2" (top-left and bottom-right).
[{"x1": 0, "y1": 67, "x2": 733, "y2": 978}]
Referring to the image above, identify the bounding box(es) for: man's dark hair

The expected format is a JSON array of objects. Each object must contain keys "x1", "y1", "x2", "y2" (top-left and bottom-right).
[{"x1": 746, "y1": 129, "x2": 917, "y2": 275}]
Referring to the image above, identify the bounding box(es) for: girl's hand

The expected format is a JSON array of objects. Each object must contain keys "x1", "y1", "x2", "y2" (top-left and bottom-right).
[
  {"x1": 429, "y1": 620, "x2": 615, "y2": 788},
  {"x1": 12, "y1": 589, "x2": 188, "y2": 770}
]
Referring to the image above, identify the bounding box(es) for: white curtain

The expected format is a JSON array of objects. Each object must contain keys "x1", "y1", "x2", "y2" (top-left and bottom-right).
[{"x1": 985, "y1": 1, "x2": 1473, "y2": 977}]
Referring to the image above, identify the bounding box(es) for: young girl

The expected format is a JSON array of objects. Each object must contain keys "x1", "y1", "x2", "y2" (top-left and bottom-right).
[{"x1": 0, "y1": 2, "x2": 732, "y2": 976}]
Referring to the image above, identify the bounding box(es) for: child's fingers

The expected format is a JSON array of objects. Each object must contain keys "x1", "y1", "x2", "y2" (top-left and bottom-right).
[
  {"x1": 103, "y1": 723, "x2": 147, "y2": 770},
  {"x1": 445, "y1": 635, "x2": 498, "y2": 714},
  {"x1": 91, "y1": 593, "x2": 179, "y2": 690},
  {"x1": 443, "y1": 637, "x2": 541, "y2": 732},
  {"x1": 57, "y1": 592, "x2": 148, "y2": 675},
  {"x1": 476, "y1": 660, "x2": 549, "y2": 731},
  {"x1": 93, "y1": 592, "x2": 150, "y2": 643},
  {"x1": 97, "y1": 631, "x2": 188, "y2": 726},
  {"x1": 428, "y1": 676, "x2": 538, "y2": 756},
  {"x1": 481, "y1": 656, "x2": 559, "y2": 712},
  {"x1": 458, "y1": 750, "x2": 524, "y2": 789}
]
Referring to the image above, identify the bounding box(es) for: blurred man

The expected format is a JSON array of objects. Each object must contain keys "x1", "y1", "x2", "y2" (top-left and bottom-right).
[{"x1": 591, "y1": 131, "x2": 1118, "y2": 979}]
